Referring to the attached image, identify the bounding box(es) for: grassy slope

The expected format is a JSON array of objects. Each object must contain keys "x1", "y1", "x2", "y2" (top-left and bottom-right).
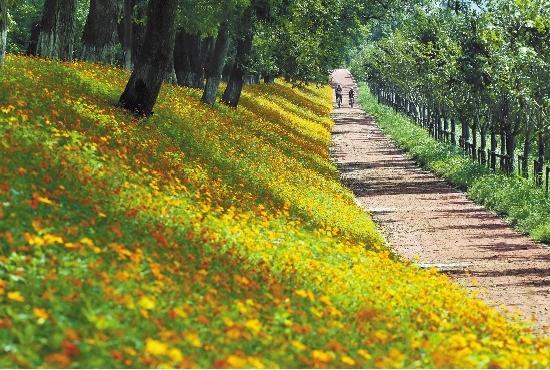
[
  {"x1": 0, "y1": 56, "x2": 548, "y2": 368},
  {"x1": 358, "y1": 85, "x2": 550, "y2": 243}
]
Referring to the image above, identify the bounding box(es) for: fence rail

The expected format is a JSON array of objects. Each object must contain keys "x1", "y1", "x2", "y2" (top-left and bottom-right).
[{"x1": 371, "y1": 85, "x2": 550, "y2": 196}]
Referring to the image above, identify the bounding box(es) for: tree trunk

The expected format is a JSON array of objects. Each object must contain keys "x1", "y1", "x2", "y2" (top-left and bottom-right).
[
  {"x1": 118, "y1": 0, "x2": 177, "y2": 116},
  {"x1": 490, "y1": 129, "x2": 497, "y2": 171},
  {"x1": 0, "y1": 0, "x2": 7, "y2": 66},
  {"x1": 480, "y1": 125, "x2": 487, "y2": 165},
  {"x1": 500, "y1": 128, "x2": 507, "y2": 172},
  {"x1": 522, "y1": 123, "x2": 532, "y2": 178},
  {"x1": 81, "y1": 0, "x2": 121, "y2": 63},
  {"x1": 36, "y1": 0, "x2": 58, "y2": 58},
  {"x1": 27, "y1": 22, "x2": 41, "y2": 55},
  {"x1": 199, "y1": 36, "x2": 215, "y2": 87},
  {"x1": 222, "y1": 14, "x2": 254, "y2": 107},
  {"x1": 451, "y1": 117, "x2": 456, "y2": 145},
  {"x1": 443, "y1": 112, "x2": 449, "y2": 142},
  {"x1": 165, "y1": 59, "x2": 177, "y2": 84},
  {"x1": 536, "y1": 132, "x2": 545, "y2": 185},
  {"x1": 174, "y1": 32, "x2": 202, "y2": 88},
  {"x1": 174, "y1": 31, "x2": 191, "y2": 85},
  {"x1": 437, "y1": 109, "x2": 443, "y2": 140},
  {"x1": 130, "y1": 4, "x2": 146, "y2": 66},
  {"x1": 472, "y1": 121, "x2": 477, "y2": 161},
  {"x1": 122, "y1": 0, "x2": 134, "y2": 69},
  {"x1": 36, "y1": 0, "x2": 77, "y2": 60},
  {"x1": 202, "y1": 21, "x2": 230, "y2": 105},
  {"x1": 461, "y1": 116, "x2": 469, "y2": 151},
  {"x1": 506, "y1": 131, "x2": 516, "y2": 174}
]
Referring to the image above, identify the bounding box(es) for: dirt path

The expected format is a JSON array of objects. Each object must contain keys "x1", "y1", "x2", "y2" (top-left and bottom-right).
[{"x1": 329, "y1": 69, "x2": 550, "y2": 333}]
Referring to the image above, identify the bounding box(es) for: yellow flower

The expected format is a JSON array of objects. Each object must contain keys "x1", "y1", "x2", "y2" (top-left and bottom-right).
[
  {"x1": 227, "y1": 355, "x2": 247, "y2": 367},
  {"x1": 292, "y1": 340, "x2": 306, "y2": 351},
  {"x1": 357, "y1": 349, "x2": 371, "y2": 360},
  {"x1": 245, "y1": 319, "x2": 262, "y2": 333},
  {"x1": 37, "y1": 196, "x2": 54, "y2": 205},
  {"x1": 138, "y1": 296, "x2": 156, "y2": 310},
  {"x1": 33, "y1": 308, "x2": 49, "y2": 321},
  {"x1": 26, "y1": 234, "x2": 45, "y2": 247},
  {"x1": 167, "y1": 348, "x2": 183, "y2": 362},
  {"x1": 7, "y1": 291, "x2": 24, "y2": 302},
  {"x1": 79, "y1": 237, "x2": 95, "y2": 247},
  {"x1": 341, "y1": 355, "x2": 356, "y2": 366},
  {"x1": 312, "y1": 350, "x2": 334, "y2": 363},
  {"x1": 43, "y1": 233, "x2": 64, "y2": 245},
  {"x1": 145, "y1": 338, "x2": 168, "y2": 356},
  {"x1": 184, "y1": 332, "x2": 202, "y2": 348}
]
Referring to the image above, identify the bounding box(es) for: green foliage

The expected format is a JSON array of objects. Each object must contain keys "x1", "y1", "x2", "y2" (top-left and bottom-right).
[{"x1": 353, "y1": 0, "x2": 550, "y2": 168}]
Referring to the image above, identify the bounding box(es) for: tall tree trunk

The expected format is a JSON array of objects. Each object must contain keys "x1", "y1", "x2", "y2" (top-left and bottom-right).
[
  {"x1": 437, "y1": 109, "x2": 443, "y2": 140},
  {"x1": 506, "y1": 130, "x2": 516, "y2": 174},
  {"x1": 536, "y1": 131, "x2": 545, "y2": 185},
  {"x1": 451, "y1": 116, "x2": 456, "y2": 145},
  {"x1": 57, "y1": 0, "x2": 76, "y2": 60},
  {"x1": 27, "y1": 22, "x2": 41, "y2": 55},
  {"x1": 36, "y1": 0, "x2": 58, "y2": 58},
  {"x1": 118, "y1": 0, "x2": 177, "y2": 116},
  {"x1": 522, "y1": 122, "x2": 532, "y2": 178},
  {"x1": 222, "y1": 14, "x2": 254, "y2": 107},
  {"x1": 36, "y1": 0, "x2": 77, "y2": 60},
  {"x1": 165, "y1": 59, "x2": 177, "y2": 84},
  {"x1": 202, "y1": 21, "x2": 230, "y2": 105},
  {"x1": 443, "y1": 112, "x2": 449, "y2": 142},
  {"x1": 0, "y1": 0, "x2": 7, "y2": 66},
  {"x1": 480, "y1": 125, "x2": 487, "y2": 165},
  {"x1": 461, "y1": 115, "x2": 469, "y2": 150},
  {"x1": 130, "y1": 3, "x2": 146, "y2": 66},
  {"x1": 81, "y1": 0, "x2": 121, "y2": 63},
  {"x1": 198, "y1": 36, "x2": 215, "y2": 87},
  {"x1": 490, "y1": 129, "x2": 497, "y2": 171},
  {"x1": 174, "y1": 31, "x2": 191, "y2": 85},
  {"x1": 472, "y1": 121, "x2": 478, "y2": 161},
  {"x1": 174, "y1": 32, "x2": 205, "y2": 88},
  {"x1": 500, "y1": 128, "x2": 507, "y2": 172},
  {"x1": 122, "y1": 0, "x2": 133, "y2": 69}
]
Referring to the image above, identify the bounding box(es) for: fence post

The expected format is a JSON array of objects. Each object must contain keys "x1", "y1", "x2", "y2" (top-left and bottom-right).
[{"x1": 546, "y1": 167, "x2": 549, "y2": 196}]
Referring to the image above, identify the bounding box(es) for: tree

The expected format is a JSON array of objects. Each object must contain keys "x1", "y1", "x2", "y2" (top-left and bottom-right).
[
  {"x1": 81, "y1": 0, "x2": 121, "y2": 63},
  {"x1": 174, "y1": 32, "x2": 213, "y2": 88},
  {"x1": 118, "y1": 0, "x2": 178, "y2": 116},
  {"x1": 0, "y1": 0, "x2": 7, "y2": 66},
  {"x1": 121, "y1": 0, "x2": 134, "y2": 69},
  {"x1": 221, "y1": 5, "x2": 255, "y2": 107},
  {"x1": 201, "y1": 20, "x2": 231, "y2": 105},
  {"x1": 36, "y1": 0, "x2": 77, "y2": 60}
]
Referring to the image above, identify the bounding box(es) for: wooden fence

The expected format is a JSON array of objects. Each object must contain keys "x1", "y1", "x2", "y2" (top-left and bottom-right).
[{"x1": 371, "y1": 86, "x2": 550, "y2": 196}]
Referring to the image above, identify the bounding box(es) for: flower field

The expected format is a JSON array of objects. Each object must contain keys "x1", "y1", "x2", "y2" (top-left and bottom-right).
[{"x1": 0, "y1": 55, "x2": 549, "y2": 368}]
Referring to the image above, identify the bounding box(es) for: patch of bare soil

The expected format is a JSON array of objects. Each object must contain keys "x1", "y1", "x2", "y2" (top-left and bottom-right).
[{"x1": 330, "y1": 69, "x2": 550, "y2": 334}]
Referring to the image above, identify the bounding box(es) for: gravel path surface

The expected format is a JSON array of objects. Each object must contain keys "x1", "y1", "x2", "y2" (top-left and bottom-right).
[{"x1": 329, "y1": 69, "x2": 550, "y2": 333}]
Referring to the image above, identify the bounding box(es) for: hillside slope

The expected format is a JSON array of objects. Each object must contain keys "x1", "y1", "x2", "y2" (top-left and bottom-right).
[{"x1": 0, "y1": 56, "x2": 549, "y2": 368}]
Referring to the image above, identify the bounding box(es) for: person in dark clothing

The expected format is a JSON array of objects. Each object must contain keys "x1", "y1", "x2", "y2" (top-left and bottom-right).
[
  {"x1": 348, "y1": 88, "x2": 355, "y2": 107},
  {"x1": 335, "y1": 84, "x2": 343, "y2": 108}
]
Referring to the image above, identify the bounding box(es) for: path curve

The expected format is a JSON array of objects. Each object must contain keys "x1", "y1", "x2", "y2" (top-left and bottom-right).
[{"x1": 329, "y1": 69, "x2": 550, "y2": 333}]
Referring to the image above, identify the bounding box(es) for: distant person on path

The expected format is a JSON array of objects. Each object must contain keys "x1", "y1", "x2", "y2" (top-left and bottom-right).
[
  {"x1": 335, "y1": 84, "x2": 343, "y2": 108},
  {"x1": 348, "y1": 88, "x2": 355, "y2": 107}
]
